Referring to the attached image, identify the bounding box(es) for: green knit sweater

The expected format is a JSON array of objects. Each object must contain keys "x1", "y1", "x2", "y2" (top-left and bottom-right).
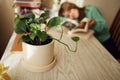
[{"x1": 85, "y1": 6, "x2": 110, "y2": 43}]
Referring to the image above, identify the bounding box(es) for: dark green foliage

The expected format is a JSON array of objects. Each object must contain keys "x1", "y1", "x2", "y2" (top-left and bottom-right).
[{"x1": 14, "y1": 12, "x2": 64, "y2": 45}]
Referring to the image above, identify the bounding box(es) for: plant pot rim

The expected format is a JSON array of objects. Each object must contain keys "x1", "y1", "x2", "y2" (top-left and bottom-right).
[{"x1": 23, "y1": 39, "x2": 54, "y2": 47}]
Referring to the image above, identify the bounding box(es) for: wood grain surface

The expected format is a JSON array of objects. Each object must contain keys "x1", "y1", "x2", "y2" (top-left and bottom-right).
[{"x1": 1, "y1": 28, "x2": 120, "y2": 80}]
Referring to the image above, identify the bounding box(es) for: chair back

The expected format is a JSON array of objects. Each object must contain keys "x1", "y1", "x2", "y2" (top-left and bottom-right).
[{"x1": 110, "y1": 8, "x2": 120, "y2": 53}]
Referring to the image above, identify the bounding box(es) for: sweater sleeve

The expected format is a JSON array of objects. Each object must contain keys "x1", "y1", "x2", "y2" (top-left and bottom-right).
[
  {"x1": 85, "y1": 6, "x2": 110, "y2": 42},
  {"x1": 85, "y1": 6, "x2": 107, "y2": 32}
]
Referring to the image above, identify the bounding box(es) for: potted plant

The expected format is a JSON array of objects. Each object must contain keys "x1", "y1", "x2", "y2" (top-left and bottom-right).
[{"x1": 14, "y1": 12, "x2": 79, "y2": 72}]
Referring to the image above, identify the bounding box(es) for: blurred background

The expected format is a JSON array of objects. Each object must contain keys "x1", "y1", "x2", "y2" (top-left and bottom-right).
[{"x1": 0, "y1": 0, "x2": 119, "y2": 58}]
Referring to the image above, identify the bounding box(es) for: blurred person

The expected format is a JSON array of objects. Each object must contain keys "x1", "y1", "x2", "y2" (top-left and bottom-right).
[{"x1": 59, "y1": 2, "x2": 120, "y2": 62}]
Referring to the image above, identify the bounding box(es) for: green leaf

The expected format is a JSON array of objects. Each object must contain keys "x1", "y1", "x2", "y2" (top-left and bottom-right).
[
  {"x1": 14, "y1": 19, "x2": 28, "y2": 34},
  {"x1": 29, "y1": 23, "x2": 40, "y2": 33},
  {"x1": 20, "y1": 13, "x2": 35, "y2": 19},
  {"x1": 34, "y1": 17, "x2": 47, "y2": 24},
  {"x1": 34, "y1": 13, "x2": 49, "y2": 24},
  {"x1": 37, "y1": 31, "x2": 48, "y2": 42},
  {"x1": 29, "y1": 33, "x2": 36, "y2": 40},
  {"x1": 20, "y1": 35, "x2": 31, "y2": 42},
  {"x1": 40, "y1": 12, "x2": 49, "y2": 18},
  {"x1": 34, "y1": 18, "x2": 41, "y2": 24},
  {"x1": 47, "y1": 17, "x2": 66, "y2": 28},
  {"x1": 71, "y1": 37, "x2": 79, "y2": 42}
]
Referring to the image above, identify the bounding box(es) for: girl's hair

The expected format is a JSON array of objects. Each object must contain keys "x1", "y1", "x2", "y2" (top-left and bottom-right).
[{"x1": 59, "y1": 2, "x2": 85, "y2": 20}]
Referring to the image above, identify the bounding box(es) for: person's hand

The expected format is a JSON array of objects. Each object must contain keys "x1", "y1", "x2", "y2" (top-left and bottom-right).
[
  {"x1": 88, "y1": 19, "x2": 95, "y2": 27},
  {"x1": 76, "y1": 22, "x2": 87, "y2": 29}
]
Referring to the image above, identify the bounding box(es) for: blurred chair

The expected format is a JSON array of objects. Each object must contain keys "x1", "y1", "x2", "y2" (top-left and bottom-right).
[{"x1": 110, "y1": 8, "x2": 120, "y2": 53}]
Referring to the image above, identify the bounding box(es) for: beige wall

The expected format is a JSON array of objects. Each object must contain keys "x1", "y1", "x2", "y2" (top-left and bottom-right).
[
  {"x1": 84, "y1": 0, "x2": 120, "y2": 29},
  {"x1": 42, "y1": 0, "x2": 54, "y2": 9},
  {"x1": 0, "y1": 0, "x2": 14, "y2": 58}
]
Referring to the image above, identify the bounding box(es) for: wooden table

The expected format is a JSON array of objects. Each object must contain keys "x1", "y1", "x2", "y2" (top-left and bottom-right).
[{"x1": 1, "y1": 27, "x2": 120, "y2": 80}]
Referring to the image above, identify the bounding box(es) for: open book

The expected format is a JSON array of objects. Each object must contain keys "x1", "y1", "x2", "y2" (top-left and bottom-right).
[
  {"x1": 61, "y1": 17, "x2": 90, "y2": 33},
  {"x1": 57, "y1": 17, "x2": 94, "y2": 40}
]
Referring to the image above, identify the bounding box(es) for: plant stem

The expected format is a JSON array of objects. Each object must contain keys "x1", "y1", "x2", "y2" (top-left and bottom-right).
[
  {"x1": 53, "y1": 38, "x2": 78, "y2": 52},
  {"x1": 59, "y1": 26, "x2": 63, "y2": 40}
]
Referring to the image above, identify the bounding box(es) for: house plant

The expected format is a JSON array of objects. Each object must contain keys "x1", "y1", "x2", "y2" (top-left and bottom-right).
[{"x1": 14, "y1": 12, "x2": 79, "y2": 72}]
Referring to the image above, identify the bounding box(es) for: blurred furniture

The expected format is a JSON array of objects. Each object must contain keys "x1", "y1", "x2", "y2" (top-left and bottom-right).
[
  {"x1": 14, "y1": 0, "x2": 42, "y2": 15},
  {"x1": 1, "y1": 27, "x2": 120, "y2": 80},
  {"x1": 110, "y1": 8, "x2": 120, "y2": 53}
]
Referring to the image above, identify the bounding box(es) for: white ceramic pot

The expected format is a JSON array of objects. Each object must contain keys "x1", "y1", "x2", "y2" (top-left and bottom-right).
[{"x1": 22, "y1": 40, "x2": 56, "y2": 72}]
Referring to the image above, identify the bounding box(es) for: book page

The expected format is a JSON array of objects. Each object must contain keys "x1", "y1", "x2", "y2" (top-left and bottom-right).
[{"x1": 62, "y1": 18, "x2": 90, "y2": 33}]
